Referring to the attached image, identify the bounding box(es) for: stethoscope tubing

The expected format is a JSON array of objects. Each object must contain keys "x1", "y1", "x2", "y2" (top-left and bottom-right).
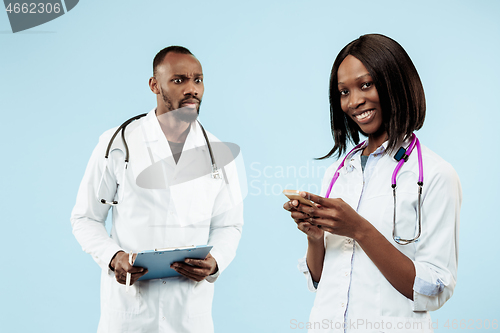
[
  {"x1": 324, "y1": 134, "x2": 424, "y2": 245},
  {"x1": 97, "y1": 113, "x2": 222, "y2": 206},
  {"x1": 325, "y1": 141, "x2": 365, "y2": 199},
  {"x1": 98, "y1": 113, "x2": 148, "y2": 205},
  {"x1": 105, "y1": 113, "x2": 148, "y2": 162},
  {"x1": 391, "y1": 134, "x2": 423, "y2": 186}
]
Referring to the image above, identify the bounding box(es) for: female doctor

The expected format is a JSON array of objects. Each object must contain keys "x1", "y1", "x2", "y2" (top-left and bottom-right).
[{"x1": 284, "y1": 34, "x2": 461, "y2": 332}]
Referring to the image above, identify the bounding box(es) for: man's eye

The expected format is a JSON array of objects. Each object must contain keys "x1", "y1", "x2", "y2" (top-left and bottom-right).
[
  {"x1": 173, "y1": 78, "x2": 182, "y2": 84},
  {"x1": 195, "y1": 78, "x2": 203, "y2": 83}
]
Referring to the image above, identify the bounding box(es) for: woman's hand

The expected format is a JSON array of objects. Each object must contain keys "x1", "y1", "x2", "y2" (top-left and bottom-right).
[
  {"x1": 292, "y1": 191, "x2": 416, "y2": 299},
  {"x1": 292, "y1": 191, "x2": 369, "y2": 241},
  {"x1": 284, "y1": 199, "x2": 324, "y2": 241}
]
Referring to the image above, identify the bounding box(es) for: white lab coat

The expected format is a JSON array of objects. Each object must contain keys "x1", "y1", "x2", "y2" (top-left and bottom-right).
[
  {"x1": 71, "y1": 110, "x2": 243, "y2": 333},
  {"x1": 299, "y1": 140, "x2": 461, "y2": 333}
]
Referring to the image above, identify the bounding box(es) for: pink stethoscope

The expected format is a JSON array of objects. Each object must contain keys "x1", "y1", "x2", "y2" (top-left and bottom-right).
[{"x1": 325, "y1": 133, "x2": 424, "y2": 245}]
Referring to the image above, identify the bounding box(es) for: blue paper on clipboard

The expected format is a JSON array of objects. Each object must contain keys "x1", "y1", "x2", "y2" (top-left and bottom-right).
[{"x1": 133, "y1": 245, "x2": 213, "y2": 281}]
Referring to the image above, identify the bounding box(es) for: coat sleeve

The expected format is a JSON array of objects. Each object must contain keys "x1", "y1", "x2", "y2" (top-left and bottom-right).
[
  {"x1": 70, "y1": 131, "x2": 124, "y2": 271},
  {"x1": 411, "y1": 160, "x2": 462, "y2": 311},
  {"x1": 205, "y1": 155, "x2": 244, "y2": 282}
]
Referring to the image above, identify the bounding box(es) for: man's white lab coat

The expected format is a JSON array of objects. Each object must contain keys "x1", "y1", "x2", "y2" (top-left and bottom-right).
[{"x1": 71, "y1": 110, "x2": 243, "y2": 333}]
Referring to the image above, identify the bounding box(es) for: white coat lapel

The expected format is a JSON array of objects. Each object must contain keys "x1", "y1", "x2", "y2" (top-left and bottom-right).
[
  {"x1": 173, "y1": 121, "x2": 211, "y2": 181},
  {"x1": 169, "y1": 121, "x2": 215, "y2": 227},
  {"x1": 131, "y1": 110, "x2": 176, "y2": 190},
  {"x1": 144, "y1": 111, "x2": 176, "y2": 167}
]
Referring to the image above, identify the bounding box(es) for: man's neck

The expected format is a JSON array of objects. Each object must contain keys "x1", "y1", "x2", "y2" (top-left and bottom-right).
[{"x1": 157, "y1": 111, "x2": 192, "y2": 143}]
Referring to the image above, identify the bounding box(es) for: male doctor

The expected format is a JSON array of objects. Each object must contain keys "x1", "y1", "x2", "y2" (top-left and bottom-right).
[{"x1": 71, "y1": 46, "x2": 244, "y2": 332}]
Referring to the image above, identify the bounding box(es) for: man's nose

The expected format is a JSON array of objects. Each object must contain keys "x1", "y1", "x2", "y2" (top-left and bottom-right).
[
  {"x1": 184, "y1": 80, "x2": 198, "y2": 96},
  {"x1": 348, "y1": 90, "x2": 365, "y2": 109}
]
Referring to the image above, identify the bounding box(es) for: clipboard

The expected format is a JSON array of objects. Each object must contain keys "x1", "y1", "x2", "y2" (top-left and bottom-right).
[{"x1": 133, "y1": 245, "x2": 213, "y2": 281}]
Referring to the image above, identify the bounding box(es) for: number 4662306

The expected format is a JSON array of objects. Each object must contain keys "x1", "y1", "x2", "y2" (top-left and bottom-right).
[
  {"x1": 444, "y1": 319, "x2": 498, "y2": 329},
  {"x1": 5, "y1": 3, "x2": 61, "y2": 14}
]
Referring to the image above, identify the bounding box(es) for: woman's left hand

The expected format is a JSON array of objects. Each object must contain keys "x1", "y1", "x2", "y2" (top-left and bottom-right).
[
  {"x1": 294, "y1": 191, "x2": 369, "y2": 240},
  {"x1": 296, "y1": 192, "x2": 416, "y2": 300}
]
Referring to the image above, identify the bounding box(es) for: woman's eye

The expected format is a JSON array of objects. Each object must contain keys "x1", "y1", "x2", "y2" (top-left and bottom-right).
[
  {"x1": 339, "y1": 89, "x2": 348, "y2": 96},
  {"x1": 361, "y1": 82, "x2": 372, "y2": 89}
]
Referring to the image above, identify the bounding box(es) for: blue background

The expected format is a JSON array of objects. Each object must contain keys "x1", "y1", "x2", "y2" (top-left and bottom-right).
[{"x1": 1, "y1": 0, "x2": 499, "y2": 331}]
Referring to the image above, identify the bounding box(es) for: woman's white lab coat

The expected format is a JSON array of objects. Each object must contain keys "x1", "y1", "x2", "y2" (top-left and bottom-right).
[
  {"x1": 299, "y1": 140, "x2": 461, "y2": 333},
  {"x1": 71, "y1": 110, "x2": 244, "y2": 333}
]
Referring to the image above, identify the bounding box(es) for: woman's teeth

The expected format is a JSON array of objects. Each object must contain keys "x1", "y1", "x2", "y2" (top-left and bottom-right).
[{"x1": 355, "y1": 110, "x2": 374, "y2": 120}]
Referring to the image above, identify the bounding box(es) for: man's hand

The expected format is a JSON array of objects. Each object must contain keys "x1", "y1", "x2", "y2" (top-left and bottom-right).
[
  {"x1": 110, "y1": 251, "x2": 148, "y2": 285},
  {"x1": 171, "y1": 253, "x2": 218, "y2": 282}
]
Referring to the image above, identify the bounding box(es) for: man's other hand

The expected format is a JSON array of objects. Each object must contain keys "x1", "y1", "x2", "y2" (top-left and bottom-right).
[{"x1": 171, "y1": 253, "x2": 218, "y2": 282}]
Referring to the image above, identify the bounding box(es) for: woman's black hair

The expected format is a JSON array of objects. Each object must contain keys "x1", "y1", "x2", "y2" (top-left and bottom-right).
[{"x1": 319, "y1": 34, "x2": 426, "y2": 159}]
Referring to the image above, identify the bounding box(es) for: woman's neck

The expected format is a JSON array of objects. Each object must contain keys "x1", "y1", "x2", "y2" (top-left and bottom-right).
[{"x1": 362, "y1": 131, "x2": 388, "y2": 156}]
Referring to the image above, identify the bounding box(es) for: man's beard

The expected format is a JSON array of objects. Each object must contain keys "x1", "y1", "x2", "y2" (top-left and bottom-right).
[{"x1": 160, "y1": 87, "x2": 201, "y2": 123}]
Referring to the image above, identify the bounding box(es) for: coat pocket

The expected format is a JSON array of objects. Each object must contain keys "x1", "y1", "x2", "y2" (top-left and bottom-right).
[
  {"x1": 102, "y1": 271, "x2": 144, "y2": 315},
  {"x1": 188, "y1": 280, "x2": 214, "y2": 318}
]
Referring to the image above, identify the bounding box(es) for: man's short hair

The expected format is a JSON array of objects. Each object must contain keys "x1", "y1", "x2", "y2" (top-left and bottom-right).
[
  {"x1": 321, "y1": 34, "x2": 426, "y2": 159},
  {"x1": 153, "y1": 46, "x2": 194, "y2": 76}
]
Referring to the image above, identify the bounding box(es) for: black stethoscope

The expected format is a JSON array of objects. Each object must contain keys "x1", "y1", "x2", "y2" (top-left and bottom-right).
[
  {"x1": 96, "y1": 113, "x2": 221, "y2": 206},
  {"x1": 325, "y1": 133, "x2": 423, "y2": 245}
]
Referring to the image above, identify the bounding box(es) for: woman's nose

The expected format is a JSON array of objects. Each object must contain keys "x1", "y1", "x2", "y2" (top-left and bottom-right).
[{"x1": 348, "y1": 90, "x2": 365, "y2": 109}]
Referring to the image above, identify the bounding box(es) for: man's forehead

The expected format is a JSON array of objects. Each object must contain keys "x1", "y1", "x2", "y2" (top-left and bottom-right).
[{"x1": 159, "y1": 53, "x2": 203, "y2": 75}]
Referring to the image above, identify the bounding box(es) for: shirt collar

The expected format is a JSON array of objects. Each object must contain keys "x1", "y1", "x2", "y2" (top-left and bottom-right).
[
  {"x1": 352, "y1": 138, "x2": 388, "y2": 157},
  {"x1": 356, "y1": 135, "x2": 414, "y2": 159}
]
